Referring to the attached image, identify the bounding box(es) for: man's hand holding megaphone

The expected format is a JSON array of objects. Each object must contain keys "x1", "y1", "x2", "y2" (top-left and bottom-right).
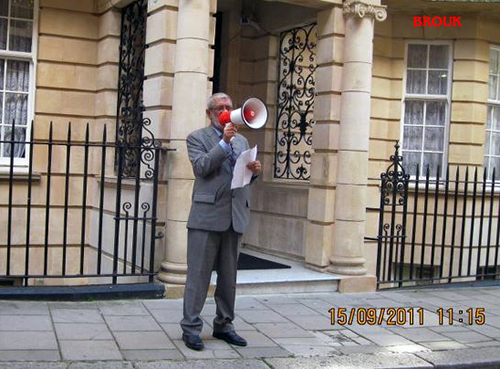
[{"x1": 222, "y1": 121, "x2": 237, "y2": 144}]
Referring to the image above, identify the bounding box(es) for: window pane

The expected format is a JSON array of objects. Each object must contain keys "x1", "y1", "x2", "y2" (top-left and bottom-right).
[
  {"x1": 0, "y1": 0, "x2": 7, "y2": 16},
  {"x1": 6, "y1": 60, "x2": 29, "y2": 92},
  {"x1": 402, "y1": 151, "x2": 421, "y2": 177},
  {"x1": 9, "y1": 20, "x2": 32, "y2": 52},
  {"x1": 487, "y1": 106, "x2": 493, "y2": 129},
  {"x1": 429, "y1": 45, "x2": 449, "y2": 69},
  {"x1": 425, "y1": 101, "x2": 446, "y2": 126},
  {"x1": 0, "y1": 18, "x2": 6, "y2": 50},
  {"x1": 424, "y1": 127, "x2": 444, "y2": 151},
  {"x1": 405, "y1": 101, "x2": 424, "y2": 125},
  {"x1": 428, "y1": 70, "x2": 448, "y2": 95},
  {"x1": 11, "y1": 0, "x2": 33, "y2": 19},
  {"x1": 408, "y1": 44, "x2": 427, "y2": 68},
  {"x1": 0, "y1": 58, "x2": 4, "y2": 89},
  {"x1": 403, "y1": 126, "x2": 423, "y2": 150},
  {"x1": 492, "y1": 132, "x2": 500, "y2": 156},
  {"x1": 406, "y1": 70, "x2": 426, "y2": 94},
  {"x1": 2, "y1": 126, "x2": 26, "y2": 158},
  {"x1": 423, "y1": 153, "x2": 442, "y2": 176},
  {"x1": 485, "y1": 131, "x2": 491, "y2": 155},
  {"x1": 490, "y1": 49, "x2": 499, "y2": 75},
  {"x1": 494, "y1": 106, "x2": 500, "y2": 131},
  {"x1": 490, "y1": 157, "x2": 500, "y2": 180},
  {"x1": 489, "y1": 75, "x2": 498, "y2": 100},
  {"x1": 4, "y1": 93, "x2": 28, "y2": 126},
  {"x1": 0, "y1": 94, "x2": 3, "y2": 124}
]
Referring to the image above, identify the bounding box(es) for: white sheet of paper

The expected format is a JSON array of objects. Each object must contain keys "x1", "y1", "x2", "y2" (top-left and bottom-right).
[{"x1": 231, "y1": 145, "x2": 257, "y2": 189}]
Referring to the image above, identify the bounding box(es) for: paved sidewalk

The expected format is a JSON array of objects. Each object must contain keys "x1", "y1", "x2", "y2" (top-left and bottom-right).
[{"x1": 1, "y1": 286, "x2": 500, "y2": 368}]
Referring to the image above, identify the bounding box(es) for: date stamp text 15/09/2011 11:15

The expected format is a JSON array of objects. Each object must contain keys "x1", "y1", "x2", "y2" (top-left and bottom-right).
[{"x1": 328, "y1": 307, "x2": 485, "y2": 326}]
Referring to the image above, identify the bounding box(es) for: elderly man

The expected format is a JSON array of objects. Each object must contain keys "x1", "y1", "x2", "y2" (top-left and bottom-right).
[{"x1": 180, "y1": 92, "x2": 262, "y2": 351}]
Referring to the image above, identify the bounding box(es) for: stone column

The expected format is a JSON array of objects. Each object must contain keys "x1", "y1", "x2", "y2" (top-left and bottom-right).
[
  {"x1": 156, "y1": 0, "x2": 212, "y2": 289},
  {"x1": 304, "y1": 6, "x2": 344, "y2": 268},
  {"x1": 329, "y1": 0, "x2": 386, "y2": 276}
]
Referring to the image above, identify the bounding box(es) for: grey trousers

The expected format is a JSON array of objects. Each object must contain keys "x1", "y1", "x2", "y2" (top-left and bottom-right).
[{"x1": 180, "y1": 226, "x2": 241, "y2": 336}]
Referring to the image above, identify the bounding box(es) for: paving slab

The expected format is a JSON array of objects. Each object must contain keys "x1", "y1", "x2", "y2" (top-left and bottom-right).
[
  {"x1": 235, "y1": 346, "x2": 292, "y2": 359},
  {"x1": 420, "y1": 341, "x2": 468, "y2": 351},
  {"x1": 59, "y1": 340, "x2": 122, "y2": 361},
  {"x1": 0, "y1": 331, "x2": 58, "y2": 350},
  {"x1": 0, "y1": 301, "x2": 49, "y2": 315},
  {"x1": 236, "y1": 309, "x2": 289, "y2": 323},
  {"x1": 98, "y1": 301, "x2": 150, "y2": 316},
  {"x1": 417, "y1": 346, "x2": 500, "y2": 367},
  {"x1": 121, "y1": 349, "x2": 184, "y2": 360},
  {"x1": 104, "y1": 315, "x2": 162, "y2": 331},
  {"x1": 49, "y1": 302, "x2": 98, "y2": 310},
  {"x1": 285, "y1": 314, "x2": 337, "y2": 330},
  {"x1": 336, "y1": 345, "x2": 390, "y2": 355},
  {"x1": 54, "y1": 323, "x2": 113, "y2": 340},
  {"x1": 237, "y1": 330, "x2": 278, "y2": 347},
  {"x1": 173, "y1": 340, "x2": 240, "y2": 359},
  {"x1": 234, "y1": 297, "x2": 269, "y2": 310},
  {"x1": 386, "y1": 344, "x2": 430, "y2": 353},
  {"x1": 277, "y1": 344, "x2": 339, "y2": 357},
  {"x1": 440, "y1": 330, "x2": 492, "y2": 343},
  {"x1": 361, "y1": 333, "x2": 415, "y2": 346},
  {"x1": 253, "y1": 322, "x2": 315, "y2": 338},
  {"x1": 142, "y1": 299, "x2": 184, "y2": 310},
  {"x1": 114, "y1": 331, "x2": 175, "y2": 350},
  {"x1": 51, "y1": 309, "x2": 104, "y2": 324},
  {"x1": 0, "y1": 350, "x2": 60, "y2": 361},
  {"x1": 148, "y1": 308, "x2": 184, "y2": 323},
  {"x1": 0, "y1": 314, "x2": 53, "y2": 331},
  {"x1": 390, "y1": 327, "x2": 449, "y2": 342},
  {"x1": 266, "y1": 303, "x2": 322, "y2": 316},
  {"x1": 0, "y1": 364, "x2": 66, "y2": 369}
]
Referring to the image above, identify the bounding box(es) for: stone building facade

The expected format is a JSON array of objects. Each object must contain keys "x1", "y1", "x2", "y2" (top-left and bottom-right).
[{"x1": 0, "y1": 0, "x2": 499, "y2": 292}]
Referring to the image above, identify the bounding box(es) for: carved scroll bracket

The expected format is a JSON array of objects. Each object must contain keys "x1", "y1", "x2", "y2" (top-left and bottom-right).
[{"x1": 343, "y1": 0, "x2": 387, "y2": 22}]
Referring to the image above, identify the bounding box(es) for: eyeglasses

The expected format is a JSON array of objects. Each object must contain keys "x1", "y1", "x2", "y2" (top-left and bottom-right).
[{"x1": 211, "y1": 104, "x2": 232, "y2": 112}]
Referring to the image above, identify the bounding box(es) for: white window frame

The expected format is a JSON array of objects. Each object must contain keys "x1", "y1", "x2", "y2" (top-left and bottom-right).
[
  {"x1": 400, "y1": 40, "x2": 453, "y2": 179},
  {"x1": 0, "y1": 0, "x2": 38, "y2": 167},
  {"x1": 484, "y1": 45, "x2": 500, "y2": 180}
]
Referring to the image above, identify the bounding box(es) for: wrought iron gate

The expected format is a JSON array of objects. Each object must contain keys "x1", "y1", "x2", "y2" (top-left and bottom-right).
[
  {"x1": 0, "y1": 119, "x2": 165, "y2": 286},
  {"x1": 375, "y1": 143, "x2": 500, "y2": 289}
]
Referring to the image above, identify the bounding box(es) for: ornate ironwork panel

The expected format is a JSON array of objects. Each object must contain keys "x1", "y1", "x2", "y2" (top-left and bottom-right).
[
  {"x1": 116, "y1": 0, "x2": 147, "y2": 177},
  {"x1": 376, "y1": 143, "x2": 410, "y2": 288},
  {"x1": 274, "y1": 23, "x2": 317, "y2": 180}
]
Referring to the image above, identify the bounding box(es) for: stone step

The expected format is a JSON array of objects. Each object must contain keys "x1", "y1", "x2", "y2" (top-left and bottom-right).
[{"x1": 235, "y1": 278, "x2": 339, "y2": 295}]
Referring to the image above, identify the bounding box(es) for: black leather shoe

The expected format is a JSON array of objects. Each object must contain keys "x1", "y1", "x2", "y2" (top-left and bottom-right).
[
  {"x1": 213, "y1": 331, "x2": 248, "y2": 346},
  {"x1": 182, "y1": 334, "x2": 204, "y2": 351}
]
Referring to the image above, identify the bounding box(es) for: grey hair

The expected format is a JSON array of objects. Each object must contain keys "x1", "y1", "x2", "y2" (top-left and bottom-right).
[{"x1": 207, "y1": 92, "x2": 232, "y2": 110}]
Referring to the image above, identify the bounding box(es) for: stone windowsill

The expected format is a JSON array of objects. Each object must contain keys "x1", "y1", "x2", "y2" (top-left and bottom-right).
[{"x1": 0, "y1": 166, "x2": 41, "y2": 182}]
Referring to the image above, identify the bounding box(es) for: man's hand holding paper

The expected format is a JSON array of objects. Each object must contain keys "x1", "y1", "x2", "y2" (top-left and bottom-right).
[{"x1": 231, "y1": 145, "x2": 258, "y2": 189}]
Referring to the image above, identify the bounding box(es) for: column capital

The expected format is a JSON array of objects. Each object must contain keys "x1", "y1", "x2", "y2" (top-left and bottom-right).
[{"x1": 343, "y1": 0, "x2": 387, "y2": 22}]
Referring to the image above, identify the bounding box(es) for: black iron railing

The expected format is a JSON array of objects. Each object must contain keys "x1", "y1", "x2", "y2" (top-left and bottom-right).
[
  {"x1": 0, "y1": 119, "x2": 165, "y2": 286},
  {"x1": 375, "y1": 143, "x2": 500, "y2": 289}
]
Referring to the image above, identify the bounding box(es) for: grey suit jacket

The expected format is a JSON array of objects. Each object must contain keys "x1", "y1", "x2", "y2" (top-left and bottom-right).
[{"x1": 186, "y1": 125, "x2": 252, "y2": 234}]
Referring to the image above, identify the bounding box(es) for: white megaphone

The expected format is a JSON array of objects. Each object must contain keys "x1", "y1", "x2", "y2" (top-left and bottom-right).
[{"x1": 218, "y1": 97, "x2": 268, "y2": 129}]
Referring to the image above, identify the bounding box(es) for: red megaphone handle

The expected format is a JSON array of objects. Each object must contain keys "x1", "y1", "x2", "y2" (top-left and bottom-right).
[{"x1": 218, "y1": 111, "x2": 231, "y2": 126}]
